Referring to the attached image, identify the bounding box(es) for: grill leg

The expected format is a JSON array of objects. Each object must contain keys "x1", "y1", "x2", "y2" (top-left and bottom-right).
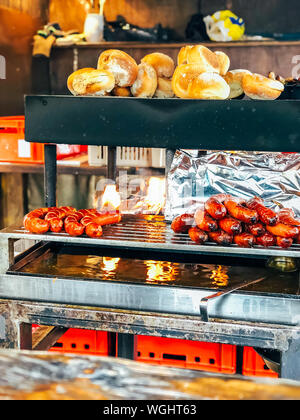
[
  {"x1": 107, "y1": 146, "x2": 117, "y2": 181},
  {"x1": 44, "y1": 144, "x2": 57, "y2": 207},
  {"x1": 117, "y1": 333, "x2": 137, "y2": 360},
  {"x1": 280, "y1": 334, "x2": 300, "y2": 380}
]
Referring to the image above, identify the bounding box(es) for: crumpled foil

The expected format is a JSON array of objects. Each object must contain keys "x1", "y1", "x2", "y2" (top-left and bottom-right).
[{"x1": 165, "y1": 150, "x2": 300, "y2": 221}]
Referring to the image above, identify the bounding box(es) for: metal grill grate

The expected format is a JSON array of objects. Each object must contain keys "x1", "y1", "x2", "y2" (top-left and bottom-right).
[{"x1": 2, "y1": 215, "x2": 300, "y2": 259}]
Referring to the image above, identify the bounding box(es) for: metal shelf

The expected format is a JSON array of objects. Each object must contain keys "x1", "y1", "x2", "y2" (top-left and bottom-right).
[{"x1": 25, "y1": 96, "x2": 300, "y2": 152}]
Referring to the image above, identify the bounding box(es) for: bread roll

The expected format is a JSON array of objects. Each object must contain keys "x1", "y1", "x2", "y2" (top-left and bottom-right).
[
  {"x1": 67, "y1": 68, "x2": 115, "y2": 96},
  {"x1": 154, "y1": 77, "x2": 175, "y2": 98},
  {"x1": 112, "y1": 86, "x2": 131, "y2": 97},
  {"x1": 181, "y1": 45, "x2": 220, "y2": 74},
  {"x1": 141, "y1": 53, "x2": 175, "y2": 78},
  {"x1": 242, "y1": 73, "x2": 284, "y2": 100},
  {"x1": 177, "y1": 45, "x2": 193, "y2": 65},
  {"x1": 215, "y1": 51, "x2": 230, "y2": 76},
  {"x1": 172, "y1": 64, "x2": 206, "y2": 99},
  {"x1": 187, "y1": 72, "x2": 230, "y2": 100},
  {"x1": 224, "y1": 69, "x2": 252, "y2": 99},
  {"x1": 97, "y1": 49, "x2": 138, "y2": 87},
  {"x1": 131, "y1": 62, "x2": 158, "y2": 98}
]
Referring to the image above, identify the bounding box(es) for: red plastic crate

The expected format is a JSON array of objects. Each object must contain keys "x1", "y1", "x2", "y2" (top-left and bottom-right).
[
  {"x1": 0, "y1": 116, "x2": 87, "y2": 164},
  {"x1": 136, "y1": 336, "x2": 237, "y2": 374},
  {"x1": 49, "y1": 328, "x2": 109, "y2": 356},
  {"x1": 242, "y1": 347, "x2": 278, "y2": 378},
  {"x1": 0, "y1": 116, "x2": 44, "y2": 164}
]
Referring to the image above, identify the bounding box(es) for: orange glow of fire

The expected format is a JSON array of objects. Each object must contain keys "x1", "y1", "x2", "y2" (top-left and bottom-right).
[
  {"x1": 133, "y1": 177, "x2": 166, "y2": 215},
  {"x1": 145, "y1": 260, "x2": 178, "y2": 283},
  {"x1": 100, "y1": 185, "x2": 121, "y2": 212},
  {"x1": 210, "y1": 265, "x2": 229, "y2": 287},
  {"x1": 102, "y1": 257, "x2": 120, "y2": 274}
]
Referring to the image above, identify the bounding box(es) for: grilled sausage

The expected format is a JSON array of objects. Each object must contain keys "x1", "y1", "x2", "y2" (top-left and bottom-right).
[
  {"x1": 86, "y1": 223, "x2": 103, "y2": 238},
  {"x1": 195, "y1": 208, "x2": 218, "y2": 232},
  {"x1": 205, "y1": 197, "x2": 227, "y2": 220},
  {"x1": 247, "y1": 198, "x2": 278, "y2": 226},
  {"x1": 208, "y1": 231, "x2": 233, "y2": 246},
  {"x1": 23, "y1": 208, "x2": 50, "y2": 234},
  {"x1": 276, "y1": 236, "x2": 293, "y2": 249},
  {"x1": 256, "y1": 233, "x2": 276, "y2": 247},
  {"x1": 266, "y1": 223, "x2": 299, "y2": 239},
  {"x1": 49, "y1": 218, "x2": 64, "y2": 233},
  {"x1": 245, "y1": 223, "x2": 266, "y2": 237},
  {"x1": 93, "y1": 212, "x2": 122, "y2": 226},
  {"x1": 278, "y1": 209, "x2": 300, "y2": 227},
  {"x1": 65, "y1": 221, "x2": 85, "y2": 237},
  {"x1": 224, "y1": 199, "x2": 258, "y2": 224},
  {"x1": 188, "y1": 227, "x2": 208, "y2": 244},
  {"x1": 234, "y1": 233, "x2": 256, "y2": 248},
  {"x1": 171, "y1": 214, "x2": 195, "y2": 233},
  {"x1": 219, "y1": 217, "x2": 242, "y2": 235}
]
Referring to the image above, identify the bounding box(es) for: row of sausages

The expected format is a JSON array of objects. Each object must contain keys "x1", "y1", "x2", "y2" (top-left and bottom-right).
[
  {"x1": 171, "y1": 195, "x2": 300, "y2": 249},
  {"x1": 23, "y1": 207, "x2": 121, "y2": 238}
]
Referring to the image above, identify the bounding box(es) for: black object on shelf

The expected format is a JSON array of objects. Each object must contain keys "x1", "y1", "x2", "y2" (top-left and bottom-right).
[
  {"x1": 25, "y1": 96, "x2": 300, "y2": 152},
  {"x1": 104, "y1": 15, "x2": 182, "y2": 43},
  {"x1": 185, "y1": 13, "x2": 210, "y2": 42}
]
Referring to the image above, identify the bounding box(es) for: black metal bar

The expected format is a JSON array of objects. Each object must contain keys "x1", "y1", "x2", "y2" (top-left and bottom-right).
[
  {"x1": 25, "y1": 96, "x2": 300, "y2": 152},
  {"x1": 107, "y1": 146, "x2": 117, "y2": 181},
  {"x1": 44, "y1": 144, "x2": 57, "y2": 207},
  {"x1": 117, "y1": 333, "x2": 137, "y2": 360}
]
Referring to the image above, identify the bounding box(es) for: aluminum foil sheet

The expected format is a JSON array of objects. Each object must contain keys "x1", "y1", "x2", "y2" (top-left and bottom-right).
[{"x1": 166, "y1": 151, "x2": 300, "y2": 221}]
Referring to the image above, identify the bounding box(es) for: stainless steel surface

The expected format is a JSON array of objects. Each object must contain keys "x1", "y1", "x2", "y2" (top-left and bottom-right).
[
  {"x1": 2, "y1": 216, "x2": 300, "y2": 260},
  {"x1": 200, "y1": 276, "x2": 269, "y2": 322}
]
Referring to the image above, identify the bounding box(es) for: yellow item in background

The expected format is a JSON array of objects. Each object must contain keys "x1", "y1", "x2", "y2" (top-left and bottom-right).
[{"x1": 204, "y1": 10, "x2": 245, "y2": 42}]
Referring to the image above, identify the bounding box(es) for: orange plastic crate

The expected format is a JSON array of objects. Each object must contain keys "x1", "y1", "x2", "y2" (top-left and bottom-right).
[
  {"x1": 136, "y1": 336, "x2": 237, "y2": 374},
  {"x1": 49, "y1": 328, "x2": 109, "y2": 356},
  {"x1": 242, "y1": 347, "x2": 278, "y2": 378},
  {"x1": 0, "y1": 116, "x2": 44, "y2": 164}
]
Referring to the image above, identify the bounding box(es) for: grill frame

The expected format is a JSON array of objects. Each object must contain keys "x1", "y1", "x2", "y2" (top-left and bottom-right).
[{"x1": 2, "y1": 216, "x2": 300, "y2": 260}]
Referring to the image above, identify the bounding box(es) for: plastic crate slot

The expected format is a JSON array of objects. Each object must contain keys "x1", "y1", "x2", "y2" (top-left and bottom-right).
[
  {"x1": 195, "y1": 357, "x2": 201, "y2": 363},
  {"x1": 209, "y1": 358, "x2": 216, "y2": 365},
  {"x1": 53, "y1": 342, "x2": 63, "y2": 348},
  {"x1": 163, "y1": 354, "x2": 186, "y2": 361}
]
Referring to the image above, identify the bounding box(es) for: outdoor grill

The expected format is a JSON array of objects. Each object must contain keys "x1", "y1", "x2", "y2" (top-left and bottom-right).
[{"x1": 0, "y1": 96, "x2": 299, "y2": 380}]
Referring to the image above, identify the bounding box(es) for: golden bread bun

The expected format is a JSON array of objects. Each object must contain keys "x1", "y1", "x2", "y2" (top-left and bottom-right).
[
  {"x1": 97, "y1": 49, "x2": 138, "y2": 87},
  {"x1": 131, "y1": 63, "x2": 158, "y2": 98},
  {"x1": 67, "y1": 68, "x2": 115, "y2": 96},
  {"x1": 177, "y1": 45, "x2": 193, "y2": 65},
  {"x1": 182, "y1": 45, "x2": 220, "y2": 74},
  {"x1": 187, "y1": 72, "x2": 230, "y2": 100},
  {"x1": 242, "y1": 73, "x2": 284, "y2": 100},
  {"x1": 172, "y1": 64, "x2": 207, "y2": 98},
  {"x1": 112, "y1": 86, "x2": 131, "y2": 97},
  {"x1": 215, "y1": 51, "x2": 230, "y2": 76},
  {"x1": 154, "y1": 77, "x2": 175, "y2": 98},
  {"x1": 224, "y1": 69, "x2": 252, "y2": 99},
  {"x1": 141, "y1": 53, "x2": 175, "y2": 78}
]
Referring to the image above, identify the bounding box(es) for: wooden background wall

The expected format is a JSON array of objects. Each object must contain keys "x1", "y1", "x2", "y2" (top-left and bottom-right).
[{"x1": 0, "y1": 0, "x2": 49, "y2": 116}]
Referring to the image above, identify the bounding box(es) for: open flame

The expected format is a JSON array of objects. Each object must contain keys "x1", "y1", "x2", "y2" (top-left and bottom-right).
[
  {"x1": 132, "y1": 177, "x2": 166, "y2": 215},
  {"x1": 100, "y1": 184, "x2": 121, "y2": 212},
  {"x1": 210, "y1": 265, "x2": 229, "y2": 287}
]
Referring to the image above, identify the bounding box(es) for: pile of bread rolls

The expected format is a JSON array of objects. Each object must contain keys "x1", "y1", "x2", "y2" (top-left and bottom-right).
[
  {"x1": 68, "y1": 49, "x2": 175, "y2": 99},
  {"x1": 67, "y1": 45, "x2": 285, "y2": 100}
]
